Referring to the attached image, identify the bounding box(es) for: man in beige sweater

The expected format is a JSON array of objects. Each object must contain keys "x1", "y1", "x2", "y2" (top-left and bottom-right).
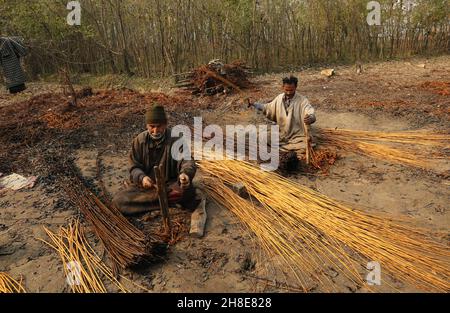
[{"x1": 251, "y1": 75, "x2": 316, "y2": 154}]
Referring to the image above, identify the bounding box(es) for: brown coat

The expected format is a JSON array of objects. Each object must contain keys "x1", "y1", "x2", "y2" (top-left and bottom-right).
[{"x1": 128, "y1": 128, "x2": 196, "y2": 185}]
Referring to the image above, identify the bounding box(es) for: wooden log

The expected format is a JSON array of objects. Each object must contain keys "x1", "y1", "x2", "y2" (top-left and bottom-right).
[
  {"x1": 174, "y1": 82, "x2": 194, "y2": 88},
  {"x1": 199, "y1": 65, "x2": 242, "y2": 92},
  {"x1": 154, "y1": 164, "x2": 171, "y2": 234},
  {"x1": 320, "y1": 68, "x2": 335, "y2": 77},
  {"x1": 176, "y1": 77, "x2": 191, "y2": 82},
  {"x1": 189, "y1": 191, "x2": 207, "y2": 238}
]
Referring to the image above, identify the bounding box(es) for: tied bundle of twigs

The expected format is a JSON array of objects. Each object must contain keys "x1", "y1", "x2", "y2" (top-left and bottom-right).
[
  {"x1": 40, "y1": 220, "x2": 130, "y2": 293},
  {"x1": 314, "y1": 128, "x2": 450, "y2": 171},
  {"x1": 0, "y1": 272, "x2": 26, "y2": 293},
  {"x1": 199, "y1": 159, "x2": 450, "y2": 292}
]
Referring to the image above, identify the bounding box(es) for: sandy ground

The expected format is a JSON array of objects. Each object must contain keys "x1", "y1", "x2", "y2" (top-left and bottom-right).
[{"x1": 0, "y1": 55, "x2": 449, "y2": 293}]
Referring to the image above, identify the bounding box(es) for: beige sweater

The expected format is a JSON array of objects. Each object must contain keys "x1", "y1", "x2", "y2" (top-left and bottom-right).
[{"x1": 261, "y1": 92, "x2": 315, "y2": 150}]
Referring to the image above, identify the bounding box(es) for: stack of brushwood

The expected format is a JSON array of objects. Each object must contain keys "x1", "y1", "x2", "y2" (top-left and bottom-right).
[{"x1": 175, "y1": 60, "x2": 252, "y2": 95}]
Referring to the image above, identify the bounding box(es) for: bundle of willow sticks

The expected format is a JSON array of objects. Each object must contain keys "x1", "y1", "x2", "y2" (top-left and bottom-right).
[
  {"x1": 62, "y1": 175, "x2": 150, "y2": 272},
  {"x1": 0, "y1": 272, "x2": 26, "y2": 293},
  {"x1": 54, "y1": 159, "x2": 153, "y2": 273},
  {"x1": 40, "y1": 220, "x2": 130, "y2": 293},
  {"x1": 314, "y1": 128, "x2": 450, "y2": 171},
  {"x1": 199, "y1": 159, "x2": 450, "y2": 292}
]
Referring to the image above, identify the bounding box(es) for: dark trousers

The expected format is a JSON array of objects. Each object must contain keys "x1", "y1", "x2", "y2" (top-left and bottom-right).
[
  {"x1": 112, "y1": 181, "x2": 196, "y2": 215},
  {"x1": 9, "y1": 83, "x2": 26, "y2": 94}
]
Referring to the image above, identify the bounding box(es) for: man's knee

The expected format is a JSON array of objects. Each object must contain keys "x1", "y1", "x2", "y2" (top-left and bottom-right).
[
  {"x1": 112, "y1": 195, "x2": 147, "y2": 215},
  {"x1": 111, "y1": 189, "x2": 142, "y2": 214},
  {"x1": 112, "y1": 188, "x2": 128, "y2": 204},
  {"x1": 112, "y1": 187, "x2": 158, "y2": 215},
  {"x1": 111, "y1": 192, "x2": 128, "y2": 213}
]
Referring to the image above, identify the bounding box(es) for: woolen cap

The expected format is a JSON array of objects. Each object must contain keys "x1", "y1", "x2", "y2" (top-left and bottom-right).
[{"x1": 145, "y1": 104, "x2": 167, "y2": 124}]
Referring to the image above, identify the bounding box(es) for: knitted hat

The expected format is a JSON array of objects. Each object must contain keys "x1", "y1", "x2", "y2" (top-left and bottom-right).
[{"x1": 145, "y1": 104, "x2": 167, "y2": 124}]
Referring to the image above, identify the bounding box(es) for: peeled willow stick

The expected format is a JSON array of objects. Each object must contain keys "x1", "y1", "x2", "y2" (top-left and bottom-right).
[
  {"x1": 304, "y1": 122, "x2": 311, "y2": 165},
  {"x1": 39, "y1": 220, "x2": 130, "y2": 293},
  {"x1": 199, "y1": 159, "x2": 450, "y2": 292},
  {"x1": 0, "y1": 272, "x2": 26, "y2": 293}
]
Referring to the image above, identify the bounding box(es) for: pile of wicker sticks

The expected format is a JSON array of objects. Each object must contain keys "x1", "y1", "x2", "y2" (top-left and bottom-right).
[
  {"x1": 40, "y1": 220, "x2": 130, "y2": 293},
  {"x1": 199, "y1": 158, "x2": 450, "y2": 292},
  {"x1": 313, "y1": 128, "x2": 450, "y2": 171}
]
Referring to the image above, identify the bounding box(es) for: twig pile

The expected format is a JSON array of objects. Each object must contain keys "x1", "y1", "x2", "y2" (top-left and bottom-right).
[
  {"x1": 40, "y1": 220, "x2": 130, "y2": 293},
  {"x1": 314, "y1": 128, "x2": 450, "y2": 171},
  {"x1": 304, "y1": 141, "x2": 339, "y2": 171},
  {"x1": 0, "y1": 272, "x2": 26, "y2": 293},
  {"x1": 176, "y1": 60, "x2": 252, "y2": 95},
  {"x1": 199, "y1": 159, "x2": 450, "y2": 292}
]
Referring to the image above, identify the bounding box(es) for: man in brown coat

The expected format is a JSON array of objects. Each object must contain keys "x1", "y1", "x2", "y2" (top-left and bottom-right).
[{"x1": 112, "y1": 104, "x2": 197, "y2": 215}]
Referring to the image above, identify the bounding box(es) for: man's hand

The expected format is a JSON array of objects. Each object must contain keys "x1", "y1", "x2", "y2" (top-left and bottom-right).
[
  {"x1": 142, "y1": 176, "x2": 155, "y2": 189},
  {"x1": 304, "y1": 114, "x2": 316, "y2": 125},
  {"x1": 179, "y1": 173, "x2": 190, "y2": 189}
]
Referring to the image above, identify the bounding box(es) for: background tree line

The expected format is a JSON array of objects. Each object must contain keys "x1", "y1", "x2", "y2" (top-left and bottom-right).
[{"x1": 0, "y1": 0, "x2": 448, "y2": 79}]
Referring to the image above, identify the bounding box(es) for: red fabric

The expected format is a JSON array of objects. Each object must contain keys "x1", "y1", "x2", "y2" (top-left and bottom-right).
[{"x1": 167, "y1": 183, "x2": 183, "y2": 204}]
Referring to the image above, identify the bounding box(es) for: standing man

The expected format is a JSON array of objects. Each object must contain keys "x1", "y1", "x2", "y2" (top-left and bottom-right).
[
  {"x1": 112, "y1": 104, "x2": 197, "y2": 214},
  {"x1": 0, "y1": 37, "x2": 28, "y2": 93},
  {"x1": 250, "y1": 75, "x2": 316, "y2": 154}
]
